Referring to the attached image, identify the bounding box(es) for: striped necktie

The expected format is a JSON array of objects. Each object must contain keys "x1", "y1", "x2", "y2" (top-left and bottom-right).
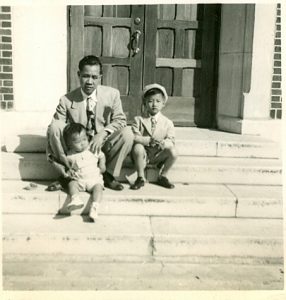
[
  {"x1": 86, "y1": 97, "x2": 96, "y2": 138},
  {"x1": 150, "y1": 116, "x2": 156, "y2": 135}
]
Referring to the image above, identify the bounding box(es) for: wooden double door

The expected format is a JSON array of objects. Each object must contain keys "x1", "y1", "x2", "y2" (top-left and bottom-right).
[{"x1": 69, "y1": 4, "x2": 219, "y2": 127}]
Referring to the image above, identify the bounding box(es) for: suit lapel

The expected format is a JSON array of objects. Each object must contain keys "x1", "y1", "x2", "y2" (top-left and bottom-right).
[
  {"x1": 141, "y1": 116, "x2": 152, "y2": 136},
  {"x1": 154, "y1": 113, "x2": 163, "y2": 136},
  {"x1": 70, "y1": 88, "x2": 87, "y2": 125},
  {"x1": 94, "y1": 85, "x2": 105, "y2": 132},
  {"x1": 70, "y1": 88, "x2": 83, "y2": 108}
]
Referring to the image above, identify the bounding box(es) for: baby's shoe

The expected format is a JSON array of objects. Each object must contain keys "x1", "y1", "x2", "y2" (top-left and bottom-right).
[
  {"x1": 89, "y1": 202, "x2": 99, "y2": 221},
  {"x1": 67, "y1": 194, "x2": 84, "y2": 211}
]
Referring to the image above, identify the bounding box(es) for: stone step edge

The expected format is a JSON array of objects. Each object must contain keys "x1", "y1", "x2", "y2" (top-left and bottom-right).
[
  {"x1": 2, "y1": 146, "x2": 281, "y2": 160},
  {"x1": 2, "y1": 135, "x2": 281, "y2": 159},
  {"x1": 4, "y1": 190, "x2": 282, "y2": 201},
  {"x1": 2, "y1": 182, "x2": 282, "y2": 219},
  {"x1": 3, "y1": 233, "x2": 282, "y2": 240},
  {"x1": 2, "y1": 137, "x2": 279, "y2": 147},
  {"x1": 2, "y1": 152, "x2": 282, "y2": 165},
  {"x1": 2, "y1": 181, "x2": 283, "y2": 205},
  {"x1": 3, "y1": 253, "x2": 283, "y2": 265},
  {"x1": 0, "y1": 181, "x2": 238, "y2": 200}
]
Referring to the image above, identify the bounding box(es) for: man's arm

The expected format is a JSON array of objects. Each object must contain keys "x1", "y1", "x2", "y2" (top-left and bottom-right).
[
  {"x1": 98, "y1": 151, "x2": 106, "y2": 174},
  {"x1": 51, "y1": 96, "x2": 68, "y2": 123},
  {"x1": 90, "y1": 89, "x2": 126, "y2": 153},
  {"x1": 132, "y1": 117, "x2": 151, "y2": 146},
  {"x1": 104, "y1": 89, "x2": 127, "y2": 132},
  {"x1": 161, "y1": 120, "x2": 175, "y2": 149}
]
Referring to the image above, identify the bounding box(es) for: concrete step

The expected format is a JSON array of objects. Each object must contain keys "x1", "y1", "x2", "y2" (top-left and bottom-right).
[
  {"x1": 2, "y1": 127, "x2": 281, "y2": 158},
  {"x1": 2, "y1": 181, "x2": 283, "y2": 219},
  {"x1": 3, "y1": 258, "x2": 283, "y2": 290},
  {"x1": 3, "y1": 214, "x2": 283, "y2": 259},
  {"x1": 1, "y1": 153, "x2": 282, "y2": 184}
]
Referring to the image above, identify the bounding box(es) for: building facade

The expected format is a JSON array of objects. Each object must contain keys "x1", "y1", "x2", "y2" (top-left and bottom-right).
[{"x1": 0, "y1": 4, "x2": 282, "y2": 141}]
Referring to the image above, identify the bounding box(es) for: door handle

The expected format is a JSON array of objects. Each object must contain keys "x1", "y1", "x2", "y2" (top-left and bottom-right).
[{"x1": 131, "y1": 30, "x2": 141, "y2": 55}]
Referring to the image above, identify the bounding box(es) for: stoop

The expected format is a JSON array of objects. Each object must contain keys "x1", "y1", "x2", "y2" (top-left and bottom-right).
[
  {"x1": 1, "y1": 127, "x2": 282, "y2": 185},
  {"x1": 1, "y1": 126, "x2": 283, "y2": 290}
]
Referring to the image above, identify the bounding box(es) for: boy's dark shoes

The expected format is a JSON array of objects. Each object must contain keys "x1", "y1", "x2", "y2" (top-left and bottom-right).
[
  {"x1": 53, "y1": 209, "x2": 71, "y2": 219},
  {"x1": 24, "y1": 182, "x2": 38, "y2": 190},
  {"x1": 103, "y1": 172, "x2": 124, "y2": 191},
  {"x1": 46, "y1": 181, "x2": 62, "y2": 191},
  {"x1": 80, "y1": 214, "x2": 95, "y2": 223},
  {"x1": 46, "y1": 176, "x2": 72, "y2": 192},
  {"x1": 157, "y1": 176, "x2": 175, "y2": 189},
  {"x1": 130, "y1": 176, "x2": 145, "y2": 190}
]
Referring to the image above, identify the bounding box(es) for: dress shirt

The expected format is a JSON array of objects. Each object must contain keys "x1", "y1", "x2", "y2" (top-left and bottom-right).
[{"x1": 81, "y1": 88, "x2": 113, "y2": 135}]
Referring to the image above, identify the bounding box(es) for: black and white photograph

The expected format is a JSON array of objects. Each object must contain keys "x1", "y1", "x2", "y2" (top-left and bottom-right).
[{"x1": 0, "y1": 0, "x2": 284, "y2": 298}]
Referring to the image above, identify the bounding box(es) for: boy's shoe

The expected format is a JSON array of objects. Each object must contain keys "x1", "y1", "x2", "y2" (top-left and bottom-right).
[
  {"x1": 103, "y1": 172, "x2": 124, "y2": 191},
  {"x1": 131, "y1": 177, "x2": 145, "y2": 190},
  {"x1": 89, "y1": 203, "x2": 99, "y2": 221},
  {"x1": 157, "y1": 175, "x2": 175, "y2": 189},
  {"x1": 46, "y1": 180, "x2": 62, "y2": 191},
  {"x1": 67, "y1": 195, "x2": 84, "y2": 211}
]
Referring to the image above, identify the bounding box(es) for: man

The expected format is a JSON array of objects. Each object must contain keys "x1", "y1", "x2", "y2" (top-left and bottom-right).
[{"x1": 47, "y1": 55, "x2": 133, "y2": 190}]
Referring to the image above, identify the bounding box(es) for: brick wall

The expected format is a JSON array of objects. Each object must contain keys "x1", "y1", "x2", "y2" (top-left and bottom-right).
[
  {"x1": 0, "y1": 6, "x2": 13, "y2": 110},
  {"x1": 270, "y1": 3, "x2": 282, "y2": 119}
]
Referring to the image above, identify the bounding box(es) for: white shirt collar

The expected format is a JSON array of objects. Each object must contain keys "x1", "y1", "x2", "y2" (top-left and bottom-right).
[
  {"x1": 150, "y1": 112, "x2": 161, "y2": 122},
  {"x1": 81, "y1": 89, "x2": 97, "y2": 102}
]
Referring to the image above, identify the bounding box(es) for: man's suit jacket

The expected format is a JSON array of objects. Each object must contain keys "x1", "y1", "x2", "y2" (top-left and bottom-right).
[
  {"x1": 132, "y1": 112, "x2": 175, "y2": 149},
  {"x1": 51, "y1": 85, "x2": 126, "y2": 132}
]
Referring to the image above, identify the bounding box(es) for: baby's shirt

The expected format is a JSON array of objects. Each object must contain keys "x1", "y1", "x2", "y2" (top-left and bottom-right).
[{"x1": 67, "y1": 149, "x2": 104, "y2": 181}]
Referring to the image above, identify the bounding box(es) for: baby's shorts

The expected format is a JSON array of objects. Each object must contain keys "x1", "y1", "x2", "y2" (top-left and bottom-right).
[{"x1": 77, "y1": 177, "x2": 104, "y2": 192}]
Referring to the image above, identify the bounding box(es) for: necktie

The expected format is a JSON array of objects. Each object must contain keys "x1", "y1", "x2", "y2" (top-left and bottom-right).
[
  {"x1": 86, "y1": 97, "x2": 96, "y2": 138},
  {"x1": 150, "y1": 116, "x2": 156, "y2": 135}
]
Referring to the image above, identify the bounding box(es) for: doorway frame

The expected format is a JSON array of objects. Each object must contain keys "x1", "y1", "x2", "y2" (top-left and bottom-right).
[{"x1": 67, "y1": 4, "x2": 221, "y2": 128}]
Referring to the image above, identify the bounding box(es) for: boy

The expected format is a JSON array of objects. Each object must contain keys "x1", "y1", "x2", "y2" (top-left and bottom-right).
[
  {"x1": 131, "y1": 83, "x2": 177, "y2": 190},
  {"x1": 62, "y1": 123, "x2": 105, "y2": 221}
]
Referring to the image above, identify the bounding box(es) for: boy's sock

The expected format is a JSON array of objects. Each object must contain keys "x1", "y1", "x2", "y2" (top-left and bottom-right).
[{"x1": 89, "y1": 202, "x2": 99, "y2": 221}]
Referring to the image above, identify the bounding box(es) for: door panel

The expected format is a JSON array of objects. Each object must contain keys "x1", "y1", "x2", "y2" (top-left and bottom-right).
[
  {"x1": 144, "y1": 4, "x2": 201, "y2": 126},
  {"x1": 69, "y1": 4, "x2": 219, "y2": 126},
  {"x1": 69, "y1": 5, "x2": 144, "y2": 120}
]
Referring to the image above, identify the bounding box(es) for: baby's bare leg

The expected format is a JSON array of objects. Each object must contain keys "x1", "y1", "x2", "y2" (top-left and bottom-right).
[
  {"x1": 68, "y1": 180, "x2": 80, "y2": 197},
  {"x1": 88, "y1": 184, "x2": 103, "y2": 220},
  {"x1": 66, "y1": 180, "x2": 84, "y2": 211},
  {"x1": 91, "y1": 184, "x2": 103, "y2": 204}
]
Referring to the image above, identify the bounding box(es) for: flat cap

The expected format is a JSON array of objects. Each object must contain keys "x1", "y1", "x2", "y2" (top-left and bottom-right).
[{"x1": 142, "y1": 83, "x2": 168, "y2": 102}]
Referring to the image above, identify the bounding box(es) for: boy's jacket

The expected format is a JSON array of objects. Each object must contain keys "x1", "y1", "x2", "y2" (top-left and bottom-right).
[{"x1": 132, "y1": 112, "x2": 175, "y2": 148}]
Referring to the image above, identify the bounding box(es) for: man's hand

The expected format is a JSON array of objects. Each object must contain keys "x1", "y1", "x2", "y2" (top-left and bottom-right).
[
  {"x1": 90, "y1": 131, "x2": 108, "y2": 154},
  {"x1": 150, "y1": 137, "x2": 163, "y2": 149},
  {"x1": 66, "y1": 168, "x2": 80, "y2": 180}
]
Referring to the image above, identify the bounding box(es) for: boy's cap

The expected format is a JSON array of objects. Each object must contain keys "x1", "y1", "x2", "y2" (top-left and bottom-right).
[{"x1": 142, "y1": 83, "x2": 168, "y2": 102}]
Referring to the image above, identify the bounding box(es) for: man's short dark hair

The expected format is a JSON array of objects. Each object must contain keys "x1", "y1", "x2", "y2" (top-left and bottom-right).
[
  {"x1": 78, "y1": 55, "x2": 102, "y2": 74},
  {"x1": 63, "y1": 123, "x2": 86, "y2": 147}
]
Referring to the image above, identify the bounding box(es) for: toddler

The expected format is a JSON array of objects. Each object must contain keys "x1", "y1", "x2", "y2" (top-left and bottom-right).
[{"x1": 62, "y1": 123, "x2": 105, "y2": 220}]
